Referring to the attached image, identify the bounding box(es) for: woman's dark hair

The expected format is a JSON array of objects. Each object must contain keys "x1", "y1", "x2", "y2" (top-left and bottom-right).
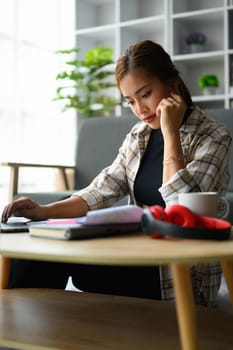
[{"x1": 115, "y1": 40, "x2": 193, "y2": 106}]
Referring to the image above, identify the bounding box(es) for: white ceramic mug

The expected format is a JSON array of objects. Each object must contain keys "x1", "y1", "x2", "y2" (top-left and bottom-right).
[{"x1": 178, "y1": 192, "x2": 229, "y2": 219}]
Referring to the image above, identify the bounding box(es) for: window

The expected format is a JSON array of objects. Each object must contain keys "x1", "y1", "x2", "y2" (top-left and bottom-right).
[{"x1": 0, "y1": 0, "x2": 76, "y2": 209}]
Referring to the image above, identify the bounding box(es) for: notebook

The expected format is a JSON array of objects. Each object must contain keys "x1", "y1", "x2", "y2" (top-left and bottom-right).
[{"x1": 1, "y1": 205, "x2": 144, "y2": 239}]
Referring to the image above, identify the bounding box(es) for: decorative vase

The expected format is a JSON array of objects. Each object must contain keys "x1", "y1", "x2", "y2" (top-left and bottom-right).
[
  {"x1": 188, "y1": 44, "x2": 204, "y2": 54},
  {"x1": 202, "y1": 86, "x2": 218, "y2": 95}
]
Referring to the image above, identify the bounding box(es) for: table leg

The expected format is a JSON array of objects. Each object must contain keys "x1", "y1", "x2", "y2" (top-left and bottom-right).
[
  {"x1": 171, "y1": 263, "x2": 199, "y2": 350},
  {"x1": 221, "y1": 260, "x2": 233, "y2": 304},
  {"x1": 0, "y1": 256, "x2": 10, "y2": 289}
]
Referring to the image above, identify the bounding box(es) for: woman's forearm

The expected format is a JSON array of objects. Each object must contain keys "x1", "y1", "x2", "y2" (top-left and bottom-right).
[
  {"x1": 42, "y1": 195, "x2": 89, "y2": 219},
  {"x1": 162, "y1": 131, "x2": 185, "y2": 184}
]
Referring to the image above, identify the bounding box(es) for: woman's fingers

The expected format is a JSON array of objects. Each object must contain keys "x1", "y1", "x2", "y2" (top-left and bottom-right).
[{"x1": 1, "y1": 197, "x2": 37, "y2": 223}]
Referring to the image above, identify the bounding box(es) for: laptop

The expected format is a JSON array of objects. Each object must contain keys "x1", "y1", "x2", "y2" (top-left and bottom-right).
[{"x1": 0, "y1": 217, "x2": 30, "y2": 233}]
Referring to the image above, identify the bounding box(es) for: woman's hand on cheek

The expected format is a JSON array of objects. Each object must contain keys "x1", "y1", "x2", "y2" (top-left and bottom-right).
[{"x1": 157, "y1": 93, "x2": 187, "y2": 136}]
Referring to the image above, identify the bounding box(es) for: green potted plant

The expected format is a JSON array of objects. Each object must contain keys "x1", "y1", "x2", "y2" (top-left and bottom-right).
[
  {"x1": 185, "y1": 32, "x2": 206, "y2": 53},
  {"x1": 54, "y1": 45, "x2": 120, "y2": 118},
  {"x1": 198, "y1": 74, "x2": 219, "y2": 95}
]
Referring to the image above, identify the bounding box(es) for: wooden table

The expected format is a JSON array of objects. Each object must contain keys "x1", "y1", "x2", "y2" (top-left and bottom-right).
[{"x1": 0, "y1": 233, "x2": 233, "y2": 350}]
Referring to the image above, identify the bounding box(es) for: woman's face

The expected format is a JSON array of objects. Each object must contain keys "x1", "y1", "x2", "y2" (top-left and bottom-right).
[{"x1": 119, "y1": 68, "x2": 172, "y2": 129}]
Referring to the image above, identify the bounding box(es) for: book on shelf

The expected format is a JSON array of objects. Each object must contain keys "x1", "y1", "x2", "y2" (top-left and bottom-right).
[{"x1": 28, "y1": 205, "x2": 144, "y2": 240}]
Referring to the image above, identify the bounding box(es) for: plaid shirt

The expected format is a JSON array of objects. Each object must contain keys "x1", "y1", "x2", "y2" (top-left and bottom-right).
[{"x1": 74, "y1": 106, "x2": 232, "y2": 306}]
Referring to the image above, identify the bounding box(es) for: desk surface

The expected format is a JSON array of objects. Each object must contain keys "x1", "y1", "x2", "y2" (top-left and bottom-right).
[{"x1": 1, "y1": 233, "x2": 233, "y2": 265}]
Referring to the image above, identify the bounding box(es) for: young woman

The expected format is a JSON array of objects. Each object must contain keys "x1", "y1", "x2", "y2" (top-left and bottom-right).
[{"x1": 2, "y1": 40, "x2": 231, "y2": 306}]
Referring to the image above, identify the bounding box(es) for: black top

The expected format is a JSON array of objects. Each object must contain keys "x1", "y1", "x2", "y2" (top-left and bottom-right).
[
  {"x1": 134, "y1": 128, "x2": 165, "y2": 207},
  {"x1": 134, "y1": 107, "x2": 192, "y2": 207}
]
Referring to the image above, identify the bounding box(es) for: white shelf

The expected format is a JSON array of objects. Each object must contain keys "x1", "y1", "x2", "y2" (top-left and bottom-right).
[
  {"x1": 75, "y1": 0, "x2": 233, "y2": 111},
  {"x1": 173, "y1": 50, "x2": 225, "y2": 61},
  {"x1": 192, "y1": 94, "x2": 225, "y2": 102},
  {"x1": 171, "y1": 7, "x2": 225, "y2": 19},
  {"x1": 119, "y1": 15, "x2": 165, "y2": 27},
  {"x1": 76, "y1": 24, "x2": 116, "y2": 35}
]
